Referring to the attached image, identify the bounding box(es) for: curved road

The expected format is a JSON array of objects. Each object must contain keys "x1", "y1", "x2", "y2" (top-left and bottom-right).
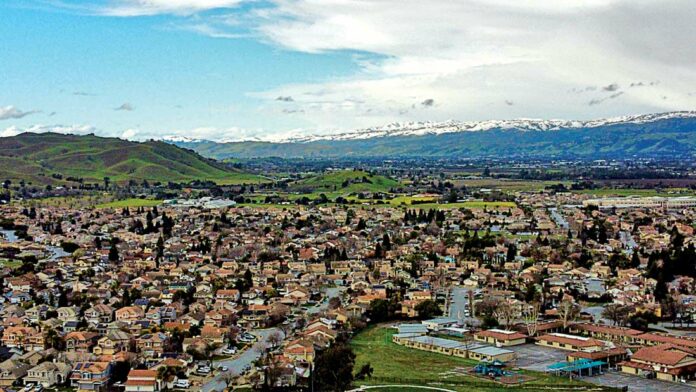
[{"x1": 201, "y1": 328, "x2": 284, "y2": 392}]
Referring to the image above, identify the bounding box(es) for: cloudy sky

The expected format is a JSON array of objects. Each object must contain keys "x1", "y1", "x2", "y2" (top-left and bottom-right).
[{"x1": 1, "y1": 0, "x2": 695, "y2": 141}]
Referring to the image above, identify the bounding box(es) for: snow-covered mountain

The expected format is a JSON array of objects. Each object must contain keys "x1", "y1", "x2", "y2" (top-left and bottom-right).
[
  {"x1": 283, "y1": 111, "x2": 696, "y2": 143},
  {"x1": 165, "y1": 111, "x2": 696, "y2": 159}
]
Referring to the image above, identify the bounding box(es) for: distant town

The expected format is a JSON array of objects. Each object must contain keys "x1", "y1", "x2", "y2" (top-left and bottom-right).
[{"x1": 0, "y1": 159, "x2": 695, "y2": 392}]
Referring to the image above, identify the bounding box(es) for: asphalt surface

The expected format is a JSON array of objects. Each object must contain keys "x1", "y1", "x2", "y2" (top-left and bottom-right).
[
  {"x1": 509, "y1": 343, "x2": 696, "y2": 391},
  {"x1": 201, "y1": 328, "x2": 284, "y2": 392}
]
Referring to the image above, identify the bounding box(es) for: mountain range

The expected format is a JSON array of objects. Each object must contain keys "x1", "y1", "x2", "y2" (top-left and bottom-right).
[
  {"x1": 168, "y1": 111, "x2": 696, "y2": 160},
  {"x1": 0, "y1": 132, "x2": 261, "y2": 185}
]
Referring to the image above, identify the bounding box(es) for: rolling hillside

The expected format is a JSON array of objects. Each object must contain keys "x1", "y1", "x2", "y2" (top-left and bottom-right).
[
  {"x1": 170, "y1": 112, "x2": 696, "y2": 159},
  {"x1": 0, "y1": 132, "x2": 262, "y2": 185}
]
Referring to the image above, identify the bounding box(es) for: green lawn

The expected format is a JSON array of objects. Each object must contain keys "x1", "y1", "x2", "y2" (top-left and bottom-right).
[
  {"x1": 350, "y1": 326, "x2": 616, "y2": 392},
  {"x1": 0, "y1": 259, "x2": 22, "y2": 270},
  {"x1": 95, "y1": 198, "x2": 162, "y2": 209},
  {"x1": 404, "y1": 201, "x2": 516, "y2": 210}
]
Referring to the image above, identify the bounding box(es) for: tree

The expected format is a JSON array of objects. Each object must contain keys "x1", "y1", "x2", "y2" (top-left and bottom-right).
[
  {"x1": 557, "y1": 299, "x2": 580, "y2": 329},
  {"x1": 415, "y1": 299, "x2": 442, "y2": 320},
  {"x1": 328, "y1": 297, "x2": 342, "y2": 310},
  {"x1": 522, "y1": 302, "x2": 540, "y2": 336},
  {"x1": 313, "y1": 344, "x2": 356, "y2": 392},
  {"x1": 493, "y1": 301, "x2": 517, "y2": 329},
  {"x1": 355, "y1": 363, "x2": 374, "y2": 380},
  {"x1": 367, "y1": 299, "x2": 390, "y2": 323},
  {"x1": 602, "y1": 304, "x2": 632, "y2": 326},
  {"x1": 108, "y1": 244, "x2": 120, "y2": 262}
]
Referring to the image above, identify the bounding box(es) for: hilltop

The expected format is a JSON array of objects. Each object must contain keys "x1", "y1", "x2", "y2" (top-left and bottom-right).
[
  {"x1": 169, "y1": 111, "x2": 696, "y2": 159},
  {"x1": 0, "y1": 132, "x2": 263, "y2": 185}
]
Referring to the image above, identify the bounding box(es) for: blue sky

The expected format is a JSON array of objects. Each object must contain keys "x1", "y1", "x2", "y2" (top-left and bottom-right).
[{"x1": 1, "y1": 0, "x2": 695, "y2": 141}]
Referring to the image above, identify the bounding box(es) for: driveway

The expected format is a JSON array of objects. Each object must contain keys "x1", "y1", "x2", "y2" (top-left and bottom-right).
[{"x1": 201, "y1": 328, "x2": 284, "y2": 392}]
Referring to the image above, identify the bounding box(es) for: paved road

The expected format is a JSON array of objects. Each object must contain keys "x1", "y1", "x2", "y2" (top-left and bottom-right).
[
  {"x1": 582, "y1": 306, "x2": 609, "y2": 324},
  {"x1": 201, "y1": 328, "x2": 284, "y2": 392},
  {"x1": 549, "y1": 207, "x2": 569, "y2": 231},
  {"x1": 307, "y1": 286, "x2": 345, "y2": 315},
  {"x1": 449, "y1": 287, "x2": 469, "y2": 319},
  {"x1": 449, "y1": 287, "x2": 480, "y2": 327},
  {"x1": 1, "y1": 229, "x2": 69, "y2": 261}
]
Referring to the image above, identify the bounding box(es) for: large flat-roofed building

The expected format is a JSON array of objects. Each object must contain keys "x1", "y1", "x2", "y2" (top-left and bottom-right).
[
  {"x1": 583, "y1": 196, "x2": 696, "y2": 210},
  {"x1": 393, "y1": 334, "x2": 516, "y2": 362},
  {"x1": 474, "y1": 329, "x2": 527, "y2": 347}
]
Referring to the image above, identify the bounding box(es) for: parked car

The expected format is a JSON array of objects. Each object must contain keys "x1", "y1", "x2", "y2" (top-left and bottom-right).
[
  {"x1": 197, "y1": 366, "x2": 211, "y2": 375},
  {"x1": 22, "y1": 385, "x2": 34, "y2": 392},
  {"x1": 221, "y1": 347, "x2": 237, "y2": 355},
  {"x1": 174, "y1": 379, "x2": 190, "y2": 389},
  {"x1": 34, "y1": 385, "x2": 43, "y2": 392}
]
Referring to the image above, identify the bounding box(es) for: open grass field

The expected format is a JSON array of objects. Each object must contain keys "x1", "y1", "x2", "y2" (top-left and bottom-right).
[
  {"x1": 350, "y1": 326, "x2": 617, "y2": 392},
  {"x1": 450, "y1": 178, "x2": 572, "y2": 192},
  {"x1": 404, "y1": 201, "x2": 516, "y2": 210},
  {"x1": 95, "y1": 198, "x2": 163, "y2": 209}
]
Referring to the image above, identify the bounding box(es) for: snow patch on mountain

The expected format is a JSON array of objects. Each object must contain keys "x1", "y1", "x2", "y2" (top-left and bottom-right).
[{"x1": 283, "y1": 111, "x2": 696, "y2": 143}]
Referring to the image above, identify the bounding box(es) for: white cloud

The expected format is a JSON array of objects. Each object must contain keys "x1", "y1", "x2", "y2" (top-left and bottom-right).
[
  {"x1": 0, "y1": 106, "x2": 40, "y2": 121},
  {"x1": 101, "y1": 0, "x2": 245, "y2": 16},
  {"x1": 247, "y1": 0, "x2": 696, "y2": 130},
  {"x1": 34, "y1": 0, "x2": 696, "y2": 136}
]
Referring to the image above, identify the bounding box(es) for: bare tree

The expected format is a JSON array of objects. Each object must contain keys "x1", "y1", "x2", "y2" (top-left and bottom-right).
[
  {"x1": 220, "y1": 371, "x2": 237, "y2": 391},
  {"x1": 602, "y1": 304, "x2": 632, "y2": 326},
  {"x1": 460, "y1": 332, "x2": 474, "y2": 359},
  {"x1": 267, "y1": 331, "x2": 283, "y2": 349},
  {"x1": 522, "y1": 302, "x2": 540, "y2": 336},
  {"x1": 557, "y1": 299, "x2": 580, "y2": 329},
  {"x1": 493, "y1": 301, "x2": 518, "y2": 329}
]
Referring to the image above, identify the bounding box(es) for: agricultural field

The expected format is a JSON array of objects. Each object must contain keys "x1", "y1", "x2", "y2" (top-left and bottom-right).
[
  {"x1": 350, "y1": 326, "x2": 612, "y2": 392},
  {"x1": 450, "y1": 178, "x2": 572, "y2": 192},
  {"x1": 289, "y1": 170, "x2": 400, "y2": 194},
  {"x1": 95, "y1": 198, "x2": 163, "y2": 209}
]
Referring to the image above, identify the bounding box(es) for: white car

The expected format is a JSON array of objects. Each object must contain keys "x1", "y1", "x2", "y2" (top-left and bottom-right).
[
  {"x1": 173, "y1": 379, "x2": 190, "y2": 389},
  {"x1": 34, "y1": 385, "x2": 44, "y2": 392},
  {"x1": 221, "y1": 347, "x2": 237, "y2": 355},
  {"x1": 23, "y1": 385, "x2": 34, "y2": 392}
]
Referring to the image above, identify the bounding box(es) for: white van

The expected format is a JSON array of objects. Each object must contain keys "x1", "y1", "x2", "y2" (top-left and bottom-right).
[{"x1": 174, "y1": 379, "x2": 190, "y2": 389}]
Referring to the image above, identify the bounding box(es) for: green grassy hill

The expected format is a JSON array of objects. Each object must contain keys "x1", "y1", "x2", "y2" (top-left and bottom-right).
[
  {"x1": 0, "y1": 132, "x2": 263, "y2": 185},
  {"x1": 289, "y1": 170, "x2": 400, "y2": 194}
]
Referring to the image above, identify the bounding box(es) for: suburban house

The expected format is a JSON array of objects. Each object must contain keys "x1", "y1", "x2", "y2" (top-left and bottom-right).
[
  {"x1": 25, "y1": 361, "x2": 72, "y2": 388},
  {"x1": 70, "y1": 362, "x2": 112, "y2": 392},
  {"x1": 0, "y1": 359, "x2": 32, "y2": 386}
]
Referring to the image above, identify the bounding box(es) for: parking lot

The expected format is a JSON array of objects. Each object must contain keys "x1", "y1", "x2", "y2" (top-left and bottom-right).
[
  {"x1": 508, "y1": 344, "x2": 696, "y2": 391},
  {"x1": 508, "y1": 343, "x2": 568, "y2": 371}
]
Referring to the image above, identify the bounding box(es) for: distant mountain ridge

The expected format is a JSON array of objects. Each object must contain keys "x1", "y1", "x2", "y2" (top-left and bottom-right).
[
  {"x1": 168, "y1": 111, "x2": 696, "y2": 159},
  {"x1": 0, "y1": 132, "x2": 261, "y2": 185}
]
